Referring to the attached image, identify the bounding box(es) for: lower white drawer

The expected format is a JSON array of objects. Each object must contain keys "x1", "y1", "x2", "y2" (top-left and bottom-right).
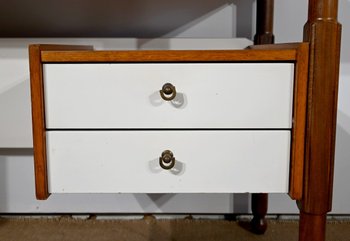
[{"x1": 46, "y1": 131, "x2": 290, "y2": 193}]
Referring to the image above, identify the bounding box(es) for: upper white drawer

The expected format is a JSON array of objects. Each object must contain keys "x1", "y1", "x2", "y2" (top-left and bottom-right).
[{"x1": 43, "y1": 63, "x2": 294, "y2": 129}]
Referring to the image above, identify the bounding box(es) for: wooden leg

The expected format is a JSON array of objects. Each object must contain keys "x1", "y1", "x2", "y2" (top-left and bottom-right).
[
  {"x1": 299, "y1": 212, "x2": 326, "y2": 241},
  {"x1": 250, "y1": 193, "x2": 268, "y2": 234}
]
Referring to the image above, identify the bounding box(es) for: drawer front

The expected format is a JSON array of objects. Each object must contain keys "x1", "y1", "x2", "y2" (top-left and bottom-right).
[
  {"x1": 46, "y1": 131, "x2": 290, "y2": 193},
  {"x1": 43, "y1": 63, "x2": 294, "y2": 129}
]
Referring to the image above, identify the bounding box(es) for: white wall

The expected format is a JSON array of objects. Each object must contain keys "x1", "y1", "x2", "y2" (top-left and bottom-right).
[{"x1": 0, "y1": 0, "x2": 349, "y2": 214}]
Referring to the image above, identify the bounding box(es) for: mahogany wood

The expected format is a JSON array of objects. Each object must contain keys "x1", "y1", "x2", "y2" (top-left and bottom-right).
[
  {"x1": 29, "y1": 44, "x2": 93, "y2": 200},
  {"x1": 300, "y1": 0, "x2": 341, "y2": 241},
  {"x1": 299, "y1": 212, "x2": 327, "y2": 241},
  {"x1": 289, "y1": 43, "x2": 309, "y2": 200}
]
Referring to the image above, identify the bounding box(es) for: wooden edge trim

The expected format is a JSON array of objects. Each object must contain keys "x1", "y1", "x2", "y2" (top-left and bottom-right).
[
  {"x1": 288, "y1": 42, "x2": 309, "y2": 200},
  {"x1": 29, "y1": 45, "x2": 50, "y2": 200},
  {"x1": 40, "y1": 49, "x2": 297, "y2": 62}
]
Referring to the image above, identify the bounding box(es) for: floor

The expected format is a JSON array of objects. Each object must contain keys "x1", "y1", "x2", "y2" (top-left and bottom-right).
[{"x1": 0, "y1": 216, "x2": 350, "y2": 241}]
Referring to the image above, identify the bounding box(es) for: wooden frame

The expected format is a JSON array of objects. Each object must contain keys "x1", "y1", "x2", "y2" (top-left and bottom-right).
[{"x1": 27, "y1": 0, "x2": 342, "y2": 241}]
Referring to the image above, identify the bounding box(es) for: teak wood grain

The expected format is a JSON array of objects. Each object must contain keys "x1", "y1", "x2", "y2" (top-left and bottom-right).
[
  {"x1": 29, "y1": 45, "x2": 48, "y2": 200},
  {"x1": 40, "y1": 49, "x2": 297, "y2": 62},
  {"x1": 289, "y1": 43, "x2": 309, "y2": 200}
]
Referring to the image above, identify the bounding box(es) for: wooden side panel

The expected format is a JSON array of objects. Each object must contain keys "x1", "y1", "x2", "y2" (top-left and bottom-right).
[
  {"x1": 289, "y1": 43, "x2": 309, "y2": 200},
  {"x1": 29, "y1": 44, "x2": 93, "y2": 200},
  {"x1": 29, "y1": 45, "x2": 49, "y2": 200}
]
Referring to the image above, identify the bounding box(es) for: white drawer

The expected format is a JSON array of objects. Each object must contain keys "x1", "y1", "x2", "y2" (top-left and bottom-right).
[
  {"x1": 46, "y1": 130, "x2": 290, "y2": 193},
  {"x1": 43, "y1": 63, "x2": 294, "y2": 129}
]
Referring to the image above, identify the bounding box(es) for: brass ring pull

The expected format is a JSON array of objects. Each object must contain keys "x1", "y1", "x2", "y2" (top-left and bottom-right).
[
  {"x1": 160, "y1": 83, "x2": 176, "y2": 101},
  {"x1": 159, "y1": 150, "x2": 176, "y2": 170}
]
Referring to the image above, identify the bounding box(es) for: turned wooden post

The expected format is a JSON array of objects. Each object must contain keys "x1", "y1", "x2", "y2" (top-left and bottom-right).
[
  {"x1": 300, "y1": 0, "x2": 341, "y2": 240},
  {"x1": 251, "y1": 0, "x2": 274, "y2": 234}
]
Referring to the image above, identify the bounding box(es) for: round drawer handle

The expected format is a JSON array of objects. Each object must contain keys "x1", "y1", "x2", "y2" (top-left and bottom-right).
[
  {"x1": 159, "y1": 150, "x2": 176, "y2": 170},
  {"x1": 160, "y1": 83, "x2": 177, "y2": 101}
]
